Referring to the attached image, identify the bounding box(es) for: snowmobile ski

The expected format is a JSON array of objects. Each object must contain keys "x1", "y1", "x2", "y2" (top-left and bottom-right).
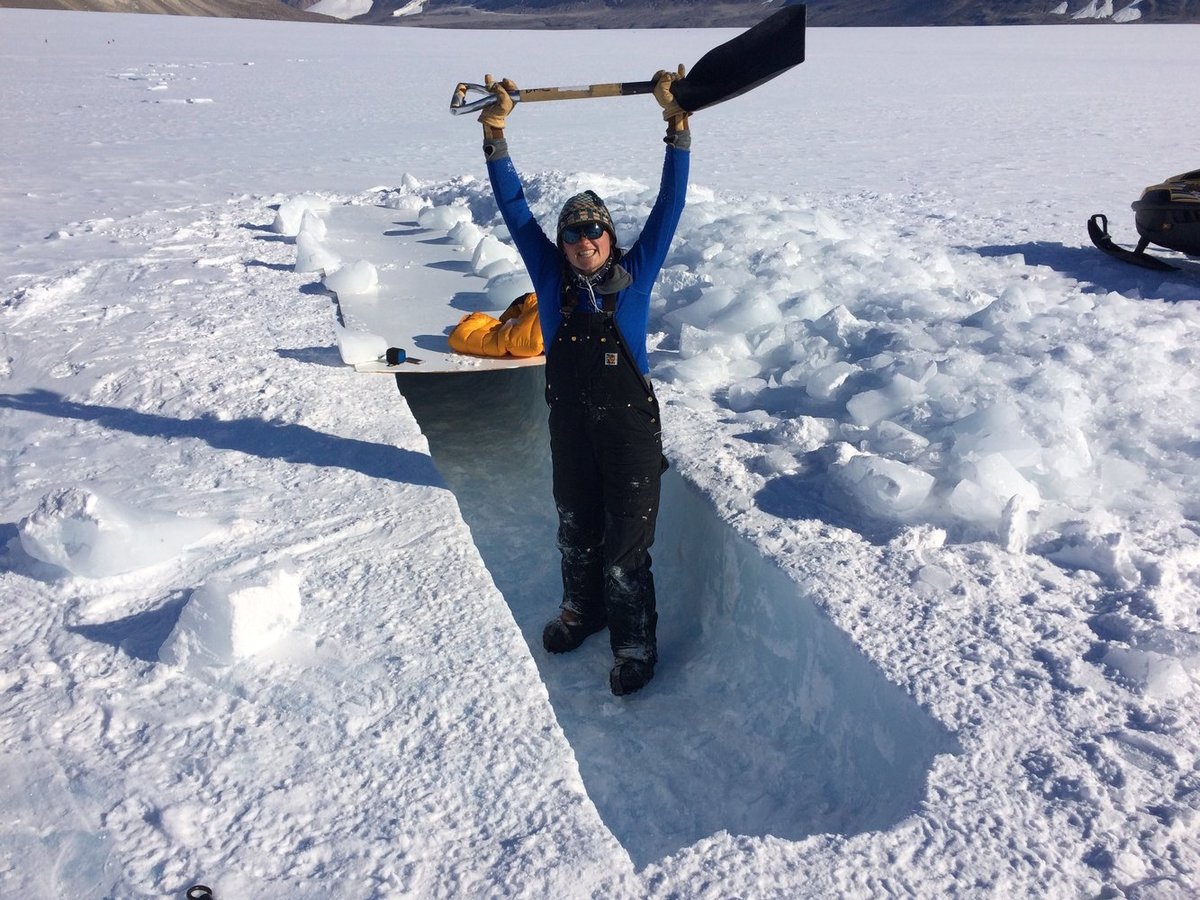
[{"x1": 1087, "y1": 214, "x2": 1179, "y2": 271}]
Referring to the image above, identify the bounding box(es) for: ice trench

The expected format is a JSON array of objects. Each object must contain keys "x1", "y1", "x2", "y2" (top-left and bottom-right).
[{"x1": 394, "y1": 368, "x2": 958, "y2": 869}]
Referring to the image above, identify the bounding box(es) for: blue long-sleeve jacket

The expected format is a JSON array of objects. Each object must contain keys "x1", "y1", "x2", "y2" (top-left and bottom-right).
[{"x1": 485, "y1": 140, "x2": 689, "y2": 374}]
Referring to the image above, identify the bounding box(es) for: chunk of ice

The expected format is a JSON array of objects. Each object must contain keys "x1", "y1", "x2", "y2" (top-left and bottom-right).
[
  {"x1": 323, "y1": 260, "x2": 378, "y2": 296},
  {"x1": 333, "y1": 322, "x2": 386, "y2": 365},
  {"x1": 486, "y1": 271, "x2": 535, "y2": 306},
  {"x1": 159, "y1": 558, "x2": 302, "y2": 669},
  {"x1": 271, "y1": 195, "x2": 330, "y2": 236},
  {"x1": 297, "y1": 209, "x2": 327, "y2": 241},
  {"x1": 1101, "y1": 647, "x2": 1192, "y2": 700},
  {"x1": 448, "y1": 220, "x2": 485, "y2": 253},
  {"x1": 294, "y1": 231, "x2": 341, "y2": 274},
  {"x1": 846, "y1": 374, "x2": 925, "y2": 427},
  {"x1": 471, "y1": 235, "x2": 517, "y2": 275},
  {"x1": 806, "y1": 361, "x2": 860, "y2": 401},
  {"x1": 418, "y1": 204, "x2": 472, "y2": 230},
  {"x1": 833, "y1": 452, "x2": 935, "y2": 518}
]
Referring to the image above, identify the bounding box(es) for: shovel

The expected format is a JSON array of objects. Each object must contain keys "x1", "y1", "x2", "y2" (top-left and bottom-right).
[{"x1": 450, "y1": 5, "x2": 806, "y2": 116}]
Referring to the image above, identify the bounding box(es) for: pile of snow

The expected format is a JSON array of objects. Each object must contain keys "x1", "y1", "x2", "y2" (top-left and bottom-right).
[
  {"x1": 18, "y1": 487, "x2": 219, "y2": 578},
  {"x1": 158, "y1": 558, "x2": 302, "y2": 669}
]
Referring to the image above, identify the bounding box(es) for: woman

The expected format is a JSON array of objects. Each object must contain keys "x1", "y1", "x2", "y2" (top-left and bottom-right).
[{"x1": 476, "y1": 69, "x2": 689, "y2": 695}]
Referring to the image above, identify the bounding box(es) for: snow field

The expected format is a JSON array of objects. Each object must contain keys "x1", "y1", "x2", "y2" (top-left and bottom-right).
[{"x1": 2, "y1": 10, "x2": 1199, "y2": 897}]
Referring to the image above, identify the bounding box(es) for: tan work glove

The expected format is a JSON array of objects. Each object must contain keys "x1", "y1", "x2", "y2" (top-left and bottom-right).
[
  {"x1": 477, "y1": 75, "x2": 517, "y2": 137},
  {"x1": 653, "y1": 64, "x2": 688, "y2": 133}
]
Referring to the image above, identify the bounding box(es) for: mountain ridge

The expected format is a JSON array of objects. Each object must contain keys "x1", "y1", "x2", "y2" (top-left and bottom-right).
[
  {"x1": 0, "y1": 0, "x2": 340, "y2": 22},
  {"x1": 2, "y1": 0, "x2": 1198, "y2": 26}
]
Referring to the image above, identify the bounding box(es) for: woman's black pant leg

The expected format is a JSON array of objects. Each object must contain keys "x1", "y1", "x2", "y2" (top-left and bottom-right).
[
  {"x1": 548, "y1": 403, "x2": 606, "y2": 628},
  {"x1": 596, "y1": 405, "x2": 663, "y2": 664}
]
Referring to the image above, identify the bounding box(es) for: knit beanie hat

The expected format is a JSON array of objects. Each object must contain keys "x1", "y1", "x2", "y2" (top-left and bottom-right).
[{"x1": 556, "y1": 190, "x2": 616, "y2": 245}]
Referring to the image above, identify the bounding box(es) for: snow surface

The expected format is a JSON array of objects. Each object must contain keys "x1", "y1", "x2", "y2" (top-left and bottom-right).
[
  {"x1": 1064, "y1": 0, "x2": 1145, "y2": 21},
  {"x1": 307, "y1": 0, "x2": 374, "y2": 21},
  {"x1": 2, "y1": 9, "x2": 1199, "y2": 898},
  {"x1": 392, "y1": 1, "x2": 429, "y2": 18}
]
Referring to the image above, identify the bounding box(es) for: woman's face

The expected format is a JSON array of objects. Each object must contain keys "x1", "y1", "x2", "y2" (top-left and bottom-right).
[{"x1": 564, "y1": 227, "x2": 612, "y2": 276}]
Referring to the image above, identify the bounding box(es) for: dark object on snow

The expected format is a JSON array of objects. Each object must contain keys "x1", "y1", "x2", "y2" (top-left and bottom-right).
[
  {"x1": 1134, "y1": 169, "x2": 1200, "y2": 255},
  {"x1": 185, "y1": 887, "x2": 214, "y2": 900},
  {"x1": 1089, "y1": 169, "x2": 1200, "y2": 271}
]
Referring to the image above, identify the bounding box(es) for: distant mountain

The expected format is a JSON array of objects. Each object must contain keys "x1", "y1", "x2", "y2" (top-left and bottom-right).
[
  {"x1": 2, "y1": 0, "x2": 1197, "y2": 26},
  {"x1": 320, "y1": 0, "x2": 1200, "y2": 27},
  {"x1": 0, "y1": 0, "x2": 339, "y2": 22}
]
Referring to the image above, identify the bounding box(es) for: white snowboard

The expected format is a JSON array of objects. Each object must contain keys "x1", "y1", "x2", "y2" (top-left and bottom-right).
[{"x1": 310, "y1": 201, "x2": 545, "y2": 374}]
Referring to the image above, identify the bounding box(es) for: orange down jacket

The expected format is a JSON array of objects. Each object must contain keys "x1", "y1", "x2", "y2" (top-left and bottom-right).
[{"x1": 449, "y1": 292, "x2": 543, "y2": 358}]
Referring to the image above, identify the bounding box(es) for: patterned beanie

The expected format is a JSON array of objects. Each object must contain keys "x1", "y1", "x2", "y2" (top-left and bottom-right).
[{"x1": 556, "y1": 190, "x2": 616, "y2": 245}]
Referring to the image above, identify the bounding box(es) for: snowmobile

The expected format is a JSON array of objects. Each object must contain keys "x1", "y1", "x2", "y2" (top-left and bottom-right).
[{"x1": 1088, "y1": 168, "x2": 1200, "y2": 271}]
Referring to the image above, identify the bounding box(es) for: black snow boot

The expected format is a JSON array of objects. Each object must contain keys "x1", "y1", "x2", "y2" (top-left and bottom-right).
[
  {"x1": 543, "y1": 611, "x2": 605, "y2": 654},
  {"x1": 609, "y1": 657, "x2": 655, "y2": 696}
]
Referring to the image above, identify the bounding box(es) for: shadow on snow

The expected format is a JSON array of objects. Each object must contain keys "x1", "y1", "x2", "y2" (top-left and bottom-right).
[
  {"x1": 0, "y1": 389, "x2": 442, "y2": 488},
  {"x1": 66, "y1": 593, "x2": 191, "y2": 662},
  {"x1": 975, "y1": 241, "x2": 1199, "y2": 297}
]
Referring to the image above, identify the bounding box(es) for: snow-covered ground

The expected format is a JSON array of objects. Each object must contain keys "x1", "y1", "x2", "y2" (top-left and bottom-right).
[{"x1": 2, "y1": 9, "x2": 1199, "y2": 898}]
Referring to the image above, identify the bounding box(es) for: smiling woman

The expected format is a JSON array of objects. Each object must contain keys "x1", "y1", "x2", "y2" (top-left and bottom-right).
[{"x1": 473, "y1": 68, "x2": 694, "y2": 695}]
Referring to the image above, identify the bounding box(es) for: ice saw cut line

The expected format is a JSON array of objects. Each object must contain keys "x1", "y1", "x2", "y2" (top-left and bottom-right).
[
  {"x1": 318, "y1": 203, "x2": 545, "y2": 374},
  {"x1": 450, "y1": 5, "x2": 807, "y2": 116}
]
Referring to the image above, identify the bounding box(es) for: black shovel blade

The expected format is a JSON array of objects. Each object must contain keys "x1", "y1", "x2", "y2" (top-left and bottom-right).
[{"x1": 673, "y1": 5, "x2": 807, "y2": 113}]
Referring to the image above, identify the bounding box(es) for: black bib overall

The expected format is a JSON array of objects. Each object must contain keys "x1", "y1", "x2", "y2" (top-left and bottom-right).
[{"x1": 544, "y1": 294, "x2": 665, "y2": 665}]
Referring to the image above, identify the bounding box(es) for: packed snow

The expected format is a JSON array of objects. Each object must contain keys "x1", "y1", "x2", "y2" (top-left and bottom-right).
[{"x1": 2, "y1": 9, "x2": 1199, "y2": 898}]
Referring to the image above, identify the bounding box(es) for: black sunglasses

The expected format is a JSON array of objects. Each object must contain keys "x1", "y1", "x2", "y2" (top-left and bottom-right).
[{"x1": 561, "y1": 222, "x2": 606, "y2": 244}]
